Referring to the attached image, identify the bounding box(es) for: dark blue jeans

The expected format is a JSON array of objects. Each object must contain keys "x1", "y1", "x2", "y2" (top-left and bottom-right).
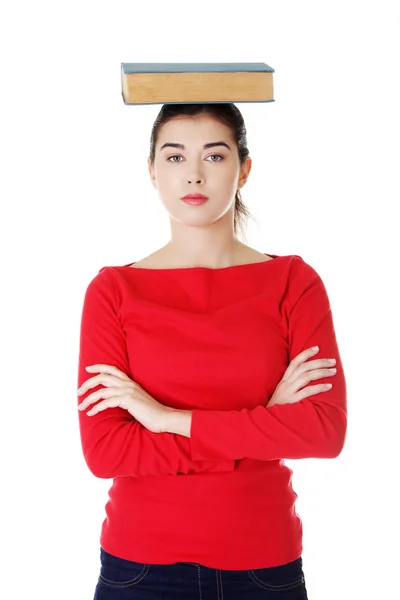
[{"x1": 93, "y1": 546, "x2": 309, "y2": 599}]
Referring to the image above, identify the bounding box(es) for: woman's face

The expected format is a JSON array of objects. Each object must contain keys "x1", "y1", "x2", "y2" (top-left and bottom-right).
[{"x1": 148, "y1": 114, "x2": 251, "y2": 226}]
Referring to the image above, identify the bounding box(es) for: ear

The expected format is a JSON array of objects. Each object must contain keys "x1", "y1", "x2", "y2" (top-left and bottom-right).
[
  {"x1": 148, "y1": 157, "x2": 157, "y2": 189},
  {"x1": 237, "y1": 157, "x2": 252, "y2": 190}
]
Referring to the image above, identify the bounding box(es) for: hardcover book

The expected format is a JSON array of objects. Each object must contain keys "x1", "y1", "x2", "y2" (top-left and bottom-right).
[{"x1": 121, "y1": 62, "x2": 275, "y2": 105}]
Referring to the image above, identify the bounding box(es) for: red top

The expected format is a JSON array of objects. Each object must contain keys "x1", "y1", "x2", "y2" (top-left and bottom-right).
[{"x1": 77, "y1": 253, "x2": 347, "y2": 570}]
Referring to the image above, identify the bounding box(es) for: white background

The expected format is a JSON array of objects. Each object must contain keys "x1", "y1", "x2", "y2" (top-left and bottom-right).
[{"x1": 1, "y1": 1, "x2": 399, "y2": 598}]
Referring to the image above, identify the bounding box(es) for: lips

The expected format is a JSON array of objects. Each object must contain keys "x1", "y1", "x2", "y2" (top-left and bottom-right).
[
  {"x1": 181, "y1": 194, "x2": 209, "y2": 200},
  {"x1": 181, "y1": 193, "x2": 209, "y2": 206}
]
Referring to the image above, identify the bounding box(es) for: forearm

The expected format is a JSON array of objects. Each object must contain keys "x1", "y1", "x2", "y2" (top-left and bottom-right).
[{"x1": 163, "y1": 409, "x2": 193, "y2": 438}]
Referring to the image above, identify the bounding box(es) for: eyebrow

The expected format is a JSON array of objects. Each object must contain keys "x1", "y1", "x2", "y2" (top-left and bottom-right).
[{"x1": 159, "y1": 141, "x2": 231, "y2": 152}]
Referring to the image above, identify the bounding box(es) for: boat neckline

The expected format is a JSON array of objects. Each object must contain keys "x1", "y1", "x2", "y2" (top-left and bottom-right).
[{"x1": 117, "y1": 253, "x2": 292, "y2": 272}]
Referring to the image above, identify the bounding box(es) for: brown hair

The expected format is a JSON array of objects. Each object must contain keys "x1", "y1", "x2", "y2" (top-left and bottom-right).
[{"x1": 148, "y1": 103, "x2": 256, "y2": 242}]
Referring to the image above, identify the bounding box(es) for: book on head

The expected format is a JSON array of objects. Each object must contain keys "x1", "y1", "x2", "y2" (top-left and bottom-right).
[{"x1": 121, "y1": 62, "x2": 275, "y2": 105}]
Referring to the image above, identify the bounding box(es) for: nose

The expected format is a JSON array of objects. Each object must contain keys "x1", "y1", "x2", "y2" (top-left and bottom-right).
[{"x1": 187, "y1": 160, "x2": 204, "y2": 184}]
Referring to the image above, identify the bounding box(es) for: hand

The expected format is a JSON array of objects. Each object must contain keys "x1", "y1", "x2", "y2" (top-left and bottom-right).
[
  {"x1": 77, "y1": 364, "x2": 174, "y2": 433},
  {"x1": 268, "y1": 346, "x2": 337, "y2": 407}
]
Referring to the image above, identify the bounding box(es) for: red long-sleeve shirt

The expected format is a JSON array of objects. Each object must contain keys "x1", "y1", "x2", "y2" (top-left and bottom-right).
[{"x1": 76, "y1": 253, "x2": 347, "y2": 570}]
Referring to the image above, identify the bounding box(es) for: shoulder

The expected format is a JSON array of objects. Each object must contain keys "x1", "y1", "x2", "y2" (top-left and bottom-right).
[
  {"x1": 285, "y1": 254, "x2": 331, "y2": 313},
  {"x1": 87, "y1": 265, "x2": 116, "y2": 287},
  {"x1": 82, "y1": 266, "x2": 121, "y2": 304},
  {"x1": 288, "y1": 254, "x2": 322, "y2": 281}
]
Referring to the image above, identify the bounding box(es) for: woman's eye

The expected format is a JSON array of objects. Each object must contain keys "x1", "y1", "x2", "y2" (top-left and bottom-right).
[{"x1": 167, "y1": 154, "x2": 223, "y2": 163}]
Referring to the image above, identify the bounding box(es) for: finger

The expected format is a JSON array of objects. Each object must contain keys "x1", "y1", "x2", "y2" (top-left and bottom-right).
[
  {"x1": 86, "y1": 396, "x2": 130, "y2": 416},
  {"x1": 86, "y1": 398, "x2": 123, "y2": 416},
  {"x1": 78, "y1": 387, "x2": 124, "y2": 411},
  {"x1": 78, "y1": 371, "x2": 132, "y2": 395},
  {"x1": 77, "y1": 374, "x2": 103, "y2": 395},
  {"x1": 85, "y1": 364, "x2": 132, "y2": 382},
  {"x1": 282, "y1": 347, "x2": 318, "y2": 382}
]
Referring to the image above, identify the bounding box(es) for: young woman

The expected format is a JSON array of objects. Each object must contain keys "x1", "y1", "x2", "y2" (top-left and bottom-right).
[{"x1": 77, "y1": 103, "x2": 347, "y2": 599}]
